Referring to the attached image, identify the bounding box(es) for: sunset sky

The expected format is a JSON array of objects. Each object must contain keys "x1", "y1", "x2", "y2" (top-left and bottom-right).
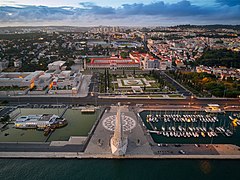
[{"x1": 0, "y1": 0, "x2": 239, "y2": 26}]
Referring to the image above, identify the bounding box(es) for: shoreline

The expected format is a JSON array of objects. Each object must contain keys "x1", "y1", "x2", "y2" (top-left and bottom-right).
[{"x1": 1, "y1": 152, "x2": 240, "y2": 160}]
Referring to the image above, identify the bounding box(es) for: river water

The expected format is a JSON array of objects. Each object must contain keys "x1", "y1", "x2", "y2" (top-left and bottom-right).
[{"x1": 0, "y1": 159, "x2": 240, "y2": 180}]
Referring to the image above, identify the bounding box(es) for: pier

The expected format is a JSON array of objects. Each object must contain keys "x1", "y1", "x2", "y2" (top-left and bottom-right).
[{"x1": 60, "y1": 106, "x2": 68, "y2": 118}]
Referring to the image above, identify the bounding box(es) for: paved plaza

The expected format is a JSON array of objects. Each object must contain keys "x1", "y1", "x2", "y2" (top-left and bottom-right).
[
  {"x1": 85, "y1": 105, "x2": 154, "y2": 155},
  {"x1": 102, "y1": 114, "x2": 136, "y2": 132}
]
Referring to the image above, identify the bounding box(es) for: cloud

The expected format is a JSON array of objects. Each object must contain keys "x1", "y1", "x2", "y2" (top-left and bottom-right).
[
  {"x1": 80, "y1": 2, "x2": 115, "y2": 15},
  {"x1": 0, "y1": 6, "x2": 78, "y2": 22},
  {"x1": 0, "y1": 1, "x2": 240, "y2": 26},
  {"x1": 118, "y1": 1, "x2": 212, "y2": 16},
  {"x1": 216, "y1": 0, "x2": 240, "y2": 6}
]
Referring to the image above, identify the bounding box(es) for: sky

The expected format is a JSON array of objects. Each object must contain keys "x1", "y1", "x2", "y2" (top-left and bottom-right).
[{"x1": 0, "y1": 0, "x2": 240, "y2": 26}]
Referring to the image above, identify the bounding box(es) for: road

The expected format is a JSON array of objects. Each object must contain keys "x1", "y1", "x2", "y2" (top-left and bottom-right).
[
  {"x1": 160, "y1": 71, "x2": 192, "y2": 96},
  {"x1": 0, "y1": 95, "x2": 239, "y2": 107}
]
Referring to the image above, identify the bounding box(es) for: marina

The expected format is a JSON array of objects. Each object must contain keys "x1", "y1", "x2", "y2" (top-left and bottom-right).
[{"x1": 140, "y1": 110, "x2": 240, "y2": 145}]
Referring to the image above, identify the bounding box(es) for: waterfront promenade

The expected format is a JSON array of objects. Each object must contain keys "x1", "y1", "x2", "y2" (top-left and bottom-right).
[{"x1": 1, "y1": 144, "x2": 240, "y2": 159}]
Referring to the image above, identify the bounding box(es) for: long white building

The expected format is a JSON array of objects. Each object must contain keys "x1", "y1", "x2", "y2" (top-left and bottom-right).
[{"x1": 15, "y1": 114, "x2": 60, "y2": 129}]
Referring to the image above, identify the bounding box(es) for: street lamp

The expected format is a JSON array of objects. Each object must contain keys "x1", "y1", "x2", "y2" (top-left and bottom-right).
[
  {"x1": 189, "y1": 95, "x2": 193, "y2": 105},
  {"x1": 18, "y1": 97, "x2": 21, "y2": 113},
  {"x1": 95, "y1": 92, "x2": 98, "y2": 106},
  {"x1": 223, "y1": 89, "x2": 226, "y2": 98},
  {"x1": 56, "y1": 97, "x2": 59, "y2": 116}
]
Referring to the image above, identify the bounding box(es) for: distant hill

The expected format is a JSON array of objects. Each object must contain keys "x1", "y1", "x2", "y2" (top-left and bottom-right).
[
  {"x1": 0, "y1": 26, "x2": 90, "y2": 34},
  {"x1": 173, "y1": 24, "x2": 240, "y2": 30}
]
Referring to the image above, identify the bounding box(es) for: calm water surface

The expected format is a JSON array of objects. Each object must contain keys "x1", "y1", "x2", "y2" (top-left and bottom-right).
[
  {"x1": 0, "y1": 159, "x2": 240, "y2": 180},
  {"x1": 0, "y1": 108, "x2": 98, "y2": 142}
]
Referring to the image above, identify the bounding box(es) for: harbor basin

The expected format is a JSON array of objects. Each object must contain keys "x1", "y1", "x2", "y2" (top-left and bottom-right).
[{"x1": 0, "y1": 108, "x2": 99, "y2": 142}]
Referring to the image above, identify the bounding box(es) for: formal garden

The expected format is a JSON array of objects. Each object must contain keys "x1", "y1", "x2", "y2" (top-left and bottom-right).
[{"x1": 98, "y1": 69, "x2": 177, "y2": 94}]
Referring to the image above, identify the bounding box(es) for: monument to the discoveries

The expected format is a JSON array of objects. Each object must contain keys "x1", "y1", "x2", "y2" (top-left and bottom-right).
[{"x1": 110, "y1": 104, "x2": 128, "y2": 156}]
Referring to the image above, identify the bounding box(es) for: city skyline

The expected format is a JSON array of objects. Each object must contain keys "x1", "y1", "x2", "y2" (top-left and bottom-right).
[{"x1": 0, "y1": 0, "x2": 240, "y2": 26}]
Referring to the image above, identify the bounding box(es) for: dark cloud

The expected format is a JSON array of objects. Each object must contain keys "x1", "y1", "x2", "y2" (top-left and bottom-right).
[
  {"x1": 216, "y1": 0, "x2": 240, "y2": 6},
  {"x1": 119, "y1": 1, "x2": 211, "y2": 16},
  {"x1": 0, "y1": 1, "x2": 239, "y2": 25},
  {"x1": 0, "y1": 6, "x2": 78, "y2": 21}
]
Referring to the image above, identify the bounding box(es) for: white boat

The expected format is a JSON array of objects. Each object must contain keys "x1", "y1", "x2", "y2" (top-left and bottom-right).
[
  {"x1": 195, "y1": 132, "x2": 199, "y2": 137},
  {"x1": 164, "y1": 118, "x2": 167, "y2": 122},
  {"x1": 220, "y1": 127, "x2": 225, "y2": 132},
  {"x1": 189, "y1": 132, "x2": 192, "y2": 137},
  {"x1": 207, "y1": 132, "x2": 212, "y2": 137},
  {"x1": 202, "y1": 127, "x2": 207, "y2": 132},
  {"x1": 166, "y1": 132, "x2": 169, "y2": 137},
  {"x1": 226, "y1": 129, "x2": 233, "y2": 136},
  {"x1": 216, "y1": 127, "x2": 221, "y2": 132}
]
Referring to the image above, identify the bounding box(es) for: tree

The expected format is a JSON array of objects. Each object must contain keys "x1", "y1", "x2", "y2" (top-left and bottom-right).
[
  {"x1": 104, "y1": 69, "x2": 107, "y2": 93},
  {"x1": 65, "y1": 60, "x2": 75, "y2": 70},
  {"x1": 107, "y1": 69, "x2": 110, "y2": 92},
  {"x1": 120, "y1": 52, "x2": 128, "y2": 58},
  {"x1": 0, "y1": 115, "x2": 10, "y2": 123}
]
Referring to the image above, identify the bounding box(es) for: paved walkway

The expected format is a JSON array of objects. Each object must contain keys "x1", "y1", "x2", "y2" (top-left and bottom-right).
[{"x1": 1, "y1": 148, "x2": 240, "y2": 159}]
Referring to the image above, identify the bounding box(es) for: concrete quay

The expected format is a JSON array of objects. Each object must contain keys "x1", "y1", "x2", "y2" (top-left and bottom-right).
[{"x1": 1, "y1": 148, "x2": 240, "y2": 159}]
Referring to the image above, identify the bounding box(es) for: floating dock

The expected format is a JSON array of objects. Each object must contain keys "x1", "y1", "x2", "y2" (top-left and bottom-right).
[{"x1": 81, "y1": 107, "x2": 95, "y2": 113}]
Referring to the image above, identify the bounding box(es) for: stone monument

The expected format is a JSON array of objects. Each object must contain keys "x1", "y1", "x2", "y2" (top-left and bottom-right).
[{"x1": 110, "y1": 104, "x2": 128, "y2": 156}]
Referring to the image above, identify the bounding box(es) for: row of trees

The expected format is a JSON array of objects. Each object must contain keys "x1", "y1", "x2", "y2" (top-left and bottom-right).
[
  {"x1": 99, "y1": 69, "x2": 112, "y2": 93},
  {"x1": 196, "y1": 49, "x2": 240, "y2": 68},
  {"x1": 151, "y1": 70, "x2": 176, "y2": 91},
  {"x1": 168, "y1": 70, "x2": 240, "y2": 98}
]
